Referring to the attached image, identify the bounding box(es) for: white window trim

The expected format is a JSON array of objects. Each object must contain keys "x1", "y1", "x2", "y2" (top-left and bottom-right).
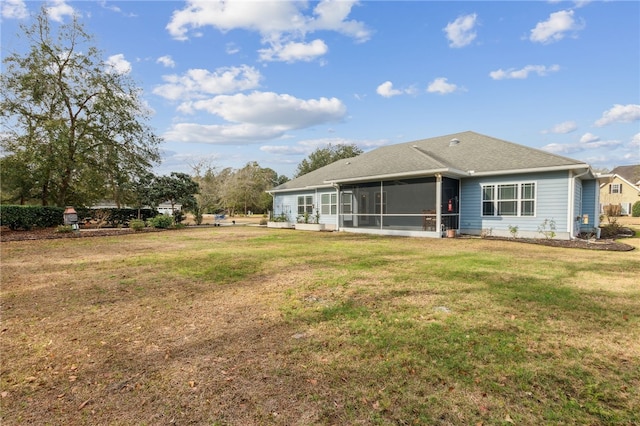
[
  {"x1": 297, "y1": 195, "x2": 314, "y2": 215},
  {"x1": 321, "y1": 193, "x2": 337, "y2": 215},
  {"x1": 481, "y1": 181, "x2": 537, "y2": 217}
]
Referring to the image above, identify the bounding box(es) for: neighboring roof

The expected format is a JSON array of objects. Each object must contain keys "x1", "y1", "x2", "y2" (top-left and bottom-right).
[
  {"x1": 272, "y1": 131, "x2": 590, "y2": 192},
  {"x1": 610, "y1": 165, "x2": 640, "y2": 186}
]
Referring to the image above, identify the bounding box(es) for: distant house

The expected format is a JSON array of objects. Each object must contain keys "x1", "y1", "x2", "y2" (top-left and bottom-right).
[
  {"x1": 269, "y1": 131, "x2": 602, "y2": 240},
  {"x1": 91, "y1": 201, "x2": 181, "y2": 215},
  {"x1": 599, "y1": 164, "x2": 640, "y2": 216}
]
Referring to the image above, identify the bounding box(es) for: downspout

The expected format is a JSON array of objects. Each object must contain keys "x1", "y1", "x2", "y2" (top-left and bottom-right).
[
  {"x1": 435, "y1": 173, "x2": 443, "y2": 237},
  {"x1": 569, "y1": 169, "x2": 591, "y2": 239}
]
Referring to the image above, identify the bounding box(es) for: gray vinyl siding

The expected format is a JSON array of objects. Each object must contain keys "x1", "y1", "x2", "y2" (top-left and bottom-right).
[
  {"x1": 460, "y1": 171, "x2": 570, "y2": 237},
  {"x1": 272, "y1": 193, "x2": 300, "y2": 222}
]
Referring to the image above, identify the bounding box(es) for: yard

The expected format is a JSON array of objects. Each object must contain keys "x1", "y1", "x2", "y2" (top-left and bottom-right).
[{"x1": 1, "y1": 226, "x2": 639, "y2": 425}]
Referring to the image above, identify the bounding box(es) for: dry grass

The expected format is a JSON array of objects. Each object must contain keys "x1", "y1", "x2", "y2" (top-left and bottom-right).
[{"x1": 1, "y1": 226, "x2": 639, "y2": 425}]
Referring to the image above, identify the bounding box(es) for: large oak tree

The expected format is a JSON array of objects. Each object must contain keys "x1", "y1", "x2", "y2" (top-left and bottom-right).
[{"x1": 0, "y1": 7, "x2": 161, "y2": 206}]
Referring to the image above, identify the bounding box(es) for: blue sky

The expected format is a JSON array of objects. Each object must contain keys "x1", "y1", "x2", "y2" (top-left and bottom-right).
[{"x1": 2, "y1": 0, "x2": 639, "y2": 178}]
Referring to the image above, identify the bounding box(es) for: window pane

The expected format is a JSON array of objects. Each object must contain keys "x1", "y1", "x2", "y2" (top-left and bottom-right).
[
  {"x1": 482, "y1": 201, "x2": 495, "y2": 216},
  {"x1": 321, "y1": 205, "x2": 329, "y2": 215},
  {"x1": 521, "y1": 200, "x2": 535, "y2": 216},
  {"x1": 321, "y1": 194, "x2": 329, "y2": 204},
  {"x1": 498, "y1": 200, "x2": 517, "y2": 215},
  {"x1": 521, "y1": 183, "x2": 535, "y2": 199},
  {"x1": 305, "y1": 196, "x2": 313, "y2": 205},
  {"x1": 498, "y1": 184, "x2": 517, "y2": 200},
  {"x1": 482, "y1": 186, "x2": 494, "y2": 201},
  {"x1": 330, "y1": 194, "x2": 337, "y2": 203},
  {"x1": 331, "y1": 205, "x2": 337, "y2": 215}
]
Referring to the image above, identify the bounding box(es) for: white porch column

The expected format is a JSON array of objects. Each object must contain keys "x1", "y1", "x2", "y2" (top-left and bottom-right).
[{"x1": 435, "y1": 173, "x2": 442, "y2": 237}]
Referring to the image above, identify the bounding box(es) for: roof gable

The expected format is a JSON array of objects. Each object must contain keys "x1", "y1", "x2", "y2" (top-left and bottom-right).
[
  {"x1": 610, "y1": 165, "x2": 640, "y2": 186},
  {"x1": 272, "y1": 131, "x2": 589, "y2": 191}
]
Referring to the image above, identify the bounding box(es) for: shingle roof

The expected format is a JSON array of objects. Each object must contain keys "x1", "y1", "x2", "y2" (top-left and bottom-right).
[
  {"x1": 610, "y1": 164, "x2": 640, "y2": 185},
  {"x1": 273, "y1": 131, "x2": 589, "y2": 191}
]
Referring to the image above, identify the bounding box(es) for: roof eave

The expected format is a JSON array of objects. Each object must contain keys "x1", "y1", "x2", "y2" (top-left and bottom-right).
[
  {"x1": 324, "y1": 168, "x2": 469, "y2": 185},
  {"x1": 268, "y1": 183, "x2": 336, "y2": 194},
  {"x1": 469, "y1": 163, "x2": 592, "y2": 177}
]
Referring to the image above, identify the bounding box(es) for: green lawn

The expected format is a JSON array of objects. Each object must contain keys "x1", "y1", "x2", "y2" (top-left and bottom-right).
[{"x1": 1, "y1": 227, "x2": 638, "y2": 425}]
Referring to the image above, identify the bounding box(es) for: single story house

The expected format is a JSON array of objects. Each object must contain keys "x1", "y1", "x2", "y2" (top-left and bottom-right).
[
  {"x1": 268, "y1": 131, "x2": 602, "y2": 239},
  {"x1": 599, "y1": 164, "x2": 640, "y2": 216}
]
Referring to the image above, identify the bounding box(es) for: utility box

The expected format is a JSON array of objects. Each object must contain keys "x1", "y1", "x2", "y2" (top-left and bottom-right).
[{"x1": 63, "y1": 206, "x2": 79, "y2": 230}]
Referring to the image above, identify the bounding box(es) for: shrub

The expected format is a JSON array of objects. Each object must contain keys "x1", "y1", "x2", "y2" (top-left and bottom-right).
[
  {"x1": 632, "y1": 201, "x2": 640, "y2": 217},
  {"x1": 56, "y1": 225, "x2": 74, "y2": 233},
  {"x1": 599, "y1": 217, "x2": 622, "y2": 238},
  {"x1": 537, "y1": 218, "x2": 557, "y2": 239},
  {"x1": 0, "y1": 205, "x2": 65, "y2": 230},
  {"x1": 147, "y1": 214, "x2": 173, "y2": 229},
  {"x1": 129, "y1": 219, "x2": 146, "y2": 231}
]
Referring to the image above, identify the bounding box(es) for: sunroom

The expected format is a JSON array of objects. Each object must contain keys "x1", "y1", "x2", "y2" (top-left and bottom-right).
[{"x1": 334, "y1": 175, "x2": 459, "y2": 237}]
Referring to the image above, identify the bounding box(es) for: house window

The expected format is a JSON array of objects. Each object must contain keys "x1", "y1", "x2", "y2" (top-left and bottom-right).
[
  {"x1": 609, "y1": 184, "x2": 622, "y2": 194},
  {"x1": 297, "y1": 195, "x2": 314, "y2": 215},
  {"x1": 482, "y1": 182, "x2": 536, "y2": 217},
  {"x1": 321, "y1": 193, "x2": 337, "y2": 215}
]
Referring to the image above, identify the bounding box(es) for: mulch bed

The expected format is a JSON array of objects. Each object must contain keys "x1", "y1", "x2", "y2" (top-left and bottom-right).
[
  {"x1": 481, "y1": 236, "x2": 635, "y2": 251},
  {"x1": 0, "y1": 226, "x2": 166, "y2": 242},
  {"x1": 1, "y1": 226, "x2": 635, "y2": 251}
]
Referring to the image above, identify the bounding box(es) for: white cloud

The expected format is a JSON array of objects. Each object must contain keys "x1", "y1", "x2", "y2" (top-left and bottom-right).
[
  {"x1": 163, "y1": 122, "x2": 287, "y2": 144},
  {"x1": 443, "y1": 13, "x2": 477, "y2": 48},
  {"x1": 579, "y1": 132, "x2": 599, "y2": 143},
  {"x1": 630, "y1": 133, "x2": 640, "y2": 148},
  {"x1": 542, "y1": 121, "x2": 577, "y2": 134},
  {"x1": 427, "y1": 77, "x2": 460, "y2": 95},
  {"x1": 163, "y1": 92, "x2": 347, "y2": 144},
  {"x1": 529, "y1": 10, "x2": 584, "y2": 44},
  {"x1": 542, "y1": 139, "x2": 622, "y2": 155},
  {"x1": 378, "y1": 81, "x2": 415, "y2": 99},
  {"x1": 261, "y1": 137, "x2": 388, "y2": 156},
  {"x1": 489, "y1": 64, "x2": 560, "y2": 80},
  {"x1": 226, "y1": 43, "x2": 240, "y2": 55},
  {"x1": 259, "y1": 39, "x2": 328, "y2": 63},
  {"x1": 166, "y1": 0, "x2": 369, "y2": 62},
  {"x1": 594, "y1": 104, "x2": 640, "y2": 127},
  {"x1": 153, "y1": 65, "x2": 262, "y2": 101},
  {"x1": 105, "y1": 54, "x2": 131, "y2": 75},
  {"x1": 1, "y1": 0, "x2": 28, "y2": 19},
  {"x1": 156, "y1": 55, "x2": 176, "y2": 68},
  {"x1": 46, "y1": 0, "x2": 76, "y2": 22},
  {"x1": 187, "y1": 92, "x2": 346, "y2": 128}
]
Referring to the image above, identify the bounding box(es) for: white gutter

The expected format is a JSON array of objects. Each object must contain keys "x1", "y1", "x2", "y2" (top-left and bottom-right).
[
  {"x1": 470, "y1": 163, "x2": 591, "y2": 177},
  {"x1": 269, "y1": 184, "x2": 335, "y2": 194},
  {"x1": 324, "y1": 168, "x2": 468, "y2": 185}
]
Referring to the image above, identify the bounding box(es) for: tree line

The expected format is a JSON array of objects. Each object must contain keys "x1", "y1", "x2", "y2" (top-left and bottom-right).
[{"x1": 0, "y1": 7, "x2": 362, "y2": 219}]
